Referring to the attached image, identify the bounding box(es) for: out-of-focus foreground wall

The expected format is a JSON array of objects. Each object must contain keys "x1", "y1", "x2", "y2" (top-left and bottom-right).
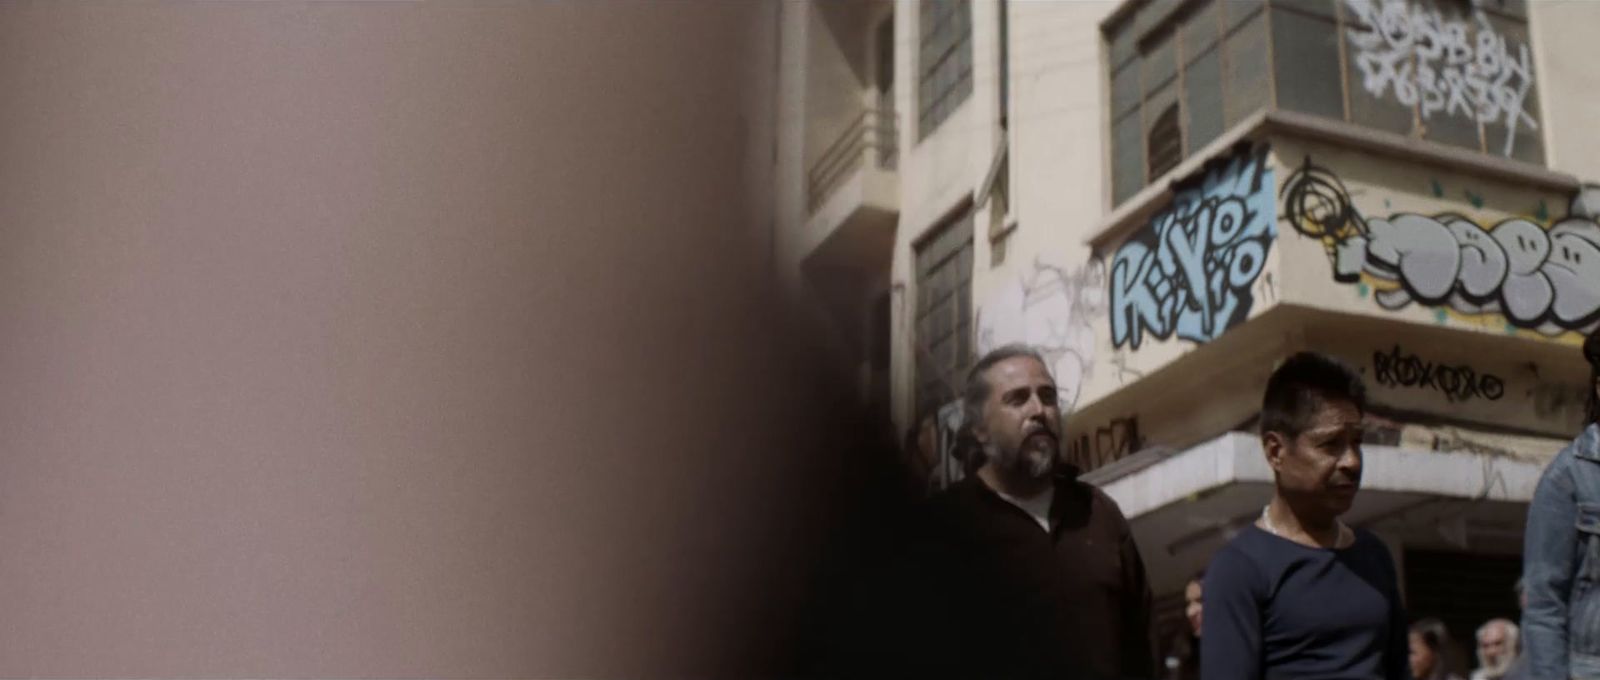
[{"x1": 0, "y1": 2, "x2": 880, "y2": 677}]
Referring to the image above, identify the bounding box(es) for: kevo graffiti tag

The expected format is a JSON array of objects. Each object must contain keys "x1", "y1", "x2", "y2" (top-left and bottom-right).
[
  {"x1": 1371, "y1": 344, "x2": 1505, "y2": 403},
  {"x1": 1110, "y1": 143, "x2": 1275, "y2": 349}
]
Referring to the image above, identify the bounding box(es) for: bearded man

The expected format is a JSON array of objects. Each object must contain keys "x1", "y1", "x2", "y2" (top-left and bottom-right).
[{"x1": 904, "y1": 344, "x2": 1155, "y2": 680}]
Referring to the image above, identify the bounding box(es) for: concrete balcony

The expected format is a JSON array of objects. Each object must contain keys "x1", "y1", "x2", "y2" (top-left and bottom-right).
[
  {"x1": 1087, "y1": 431, "x2": 1547, "y2": 596},
  {"x1": 1055, "y1": 114, "x2": 1595, "y2": 476},
  {"x1": 801, "y1": 108, "x2": 898, "y2": 273}
]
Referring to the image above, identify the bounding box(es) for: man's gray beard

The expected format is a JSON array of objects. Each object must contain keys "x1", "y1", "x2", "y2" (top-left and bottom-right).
[
  {"x1": 993, "y1": 443, "x2": 1055, "y2": 480},
  {"x1": 1477, "y1": 651, "x2": 1512, "y2": 677}
]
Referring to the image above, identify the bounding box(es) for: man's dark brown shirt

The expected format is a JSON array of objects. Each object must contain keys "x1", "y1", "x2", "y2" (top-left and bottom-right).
[{"x1": 901, "y1": 472, "x2": 1157, "y2": 680}]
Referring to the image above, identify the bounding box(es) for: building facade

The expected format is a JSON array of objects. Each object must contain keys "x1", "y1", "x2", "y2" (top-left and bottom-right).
[{"x1": 770, "y1": 0, "x2": 1600, "y2": 659}]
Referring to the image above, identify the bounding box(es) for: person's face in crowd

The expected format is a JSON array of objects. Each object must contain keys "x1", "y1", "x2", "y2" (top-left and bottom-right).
[
  {"x1": 1184, "y1": 579, "x2": 1203, "y2": 638},
  {"x1": 1265, "y1": 396, "x2": 1363, "y2": 518},
  {"x1": 1478, "y1": 623, "x2": 1513, "y2": 672},
  {"x1": 973, "y1": 355, "x2": 1060, "y2": 481},
  {"x1": 1409, "y1": 632, "x2": 1437, "y2": 679}
]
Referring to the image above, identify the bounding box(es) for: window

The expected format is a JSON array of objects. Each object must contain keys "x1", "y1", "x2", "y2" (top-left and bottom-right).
[
  {"x1": 1147, "y1": 104, "x2": 1182, "y2": 180},
  {"x1": 875, "y1": 12, "x2": 898, "y2": 168},
  {"x1": 998, "y1": 0, "x2": 1010, "y2": 128},
  {"x1": 914, "y1": 207, "x2": 975, "y2": 418},
  {"x1": 875, "y1": 14, "x2": 895, "y2": 98},
  {"x1": 1105, "y1": 0, "x2": 1544, "y2": 206},
  {"x1": 918, "y1": 0, "x2": 973, "y2": 141}
]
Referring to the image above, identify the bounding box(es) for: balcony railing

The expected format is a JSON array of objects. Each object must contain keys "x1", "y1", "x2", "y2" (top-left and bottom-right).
[{"x1": 806, "y1": 108, "x2": 898, "y2": 214}]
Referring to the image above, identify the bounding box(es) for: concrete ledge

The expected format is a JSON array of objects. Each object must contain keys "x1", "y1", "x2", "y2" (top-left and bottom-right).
[
  {"x1": 801, "y1": 164, "x2": 899, "y2": 265},
  {"x1": 1098, "y1": 431, "x2": 1550, "y2": 521}
]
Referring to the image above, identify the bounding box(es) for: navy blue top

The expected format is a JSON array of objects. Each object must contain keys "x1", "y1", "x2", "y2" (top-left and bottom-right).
[{"x1": 1200, "y1": 523, "x2": 1410, "y2": 680}]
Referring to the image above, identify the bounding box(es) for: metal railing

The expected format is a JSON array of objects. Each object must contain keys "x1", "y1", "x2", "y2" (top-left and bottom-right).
[{"x1": 806, "y1": 108, "x2": 898, "y2": 214}]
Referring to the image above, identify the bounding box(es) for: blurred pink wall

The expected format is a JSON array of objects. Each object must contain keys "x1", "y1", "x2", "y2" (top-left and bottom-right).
[{"x1": 0, "y1": 2, "x2": 827, "y2": 676}]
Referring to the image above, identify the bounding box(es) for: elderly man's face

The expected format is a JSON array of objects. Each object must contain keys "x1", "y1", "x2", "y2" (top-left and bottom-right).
[
  {"x1": 1479, "y1": 623, "x2": 1513, "y2": 668},
  {"x1": 973, "y1": 355, "x2": 1060, "y2": 480}
]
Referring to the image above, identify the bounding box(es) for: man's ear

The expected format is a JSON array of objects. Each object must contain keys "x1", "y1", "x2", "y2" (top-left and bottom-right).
[
  {"x1": 971, "y1": 421, "x2": 989, "y2": 445},
  {"x1": 1262, "y1": 431, "x2": 1288, "y2": 472}
]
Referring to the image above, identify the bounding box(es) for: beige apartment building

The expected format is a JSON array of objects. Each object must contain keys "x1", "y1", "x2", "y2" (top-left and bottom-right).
[{"x1": 765, "y1": 0, "x2": 1600, "y2": 653}]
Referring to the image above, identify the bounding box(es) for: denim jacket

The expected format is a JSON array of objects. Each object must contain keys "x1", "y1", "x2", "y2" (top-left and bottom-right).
[{"x1": 1525, "y1": 424, "x2": 1600, "y2": 680}]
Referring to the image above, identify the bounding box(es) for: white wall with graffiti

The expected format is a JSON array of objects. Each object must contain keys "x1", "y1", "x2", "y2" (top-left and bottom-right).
[
  {"x1": 1344, "y1": 0, "x2": 1539, "y2": 158},
  {"x1": 876, "y1": 0, "x2": 1600, "y2": 471},
  {"x1": 1275, "y1": 136, "x2": 1600, "y2": 348},
  {"x1": 1015, "y1": 130, "x2": 1600, "y2": 466},
  {"x1": 883, "y1": 0, "x2": 1006, "y2": 434},
  {"x1": 1305, "y1": 320, "x2": 1592, "y2": 440},
  {"x1": 962, "y1": 0, "x2": 1119, "y2": 456},
  {"x1": 1054, "y1": 142, "x2": 1289, "y2": 461}
]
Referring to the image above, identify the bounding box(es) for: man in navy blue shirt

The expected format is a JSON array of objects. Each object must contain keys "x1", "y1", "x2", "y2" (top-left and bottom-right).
[{"x1": 1201, "y1": 352, "x2": 1409, "y2": 680}]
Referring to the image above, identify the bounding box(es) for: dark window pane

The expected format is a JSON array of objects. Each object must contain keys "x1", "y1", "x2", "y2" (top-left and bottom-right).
[
  {"x1": 1344, "y1": 0, "x2": 1420, "y2": 132},
  {"x1": 1484, "y1": 78, "x2": 1545, "y2": 164},
  {"x1": 1147, "y1": 103, "x2": 1183, "y2": 180},
  {"x1": 1224, "y1": 10, "x2": 1269, "y2": 126},
  {"x1": 1185, "y1": 46, "x2": 1224, "y2": 154},
  {"x1": 953, "y1": 38, "x2": 966, "y2": 92},
  {"x1": 1112, "y1": 62, "x2": 1142, "y2": 116},
  {"x1": 1346, "y1": 47, "x2": 1414, "y2": 134},
  {"x1": 1224, "y1": 0, "x2": 1265, "y2": 29},
  {"x1": 1110, "y1": 21, "x2": 1137, "y2": 68},
  {"x1": 1422, "y1": 114, "x2": 1483, "y2": 152},
  {"x1": 1143, "y1": 29, "x2": 1178, "y2": 92},
  {"x1": 1112, "y1": 111, "x2": 1144, "y2": 204},
  {"x1": 918, "y1": 0, "x2": 972, "y2": 139},
  {"x1": 1410, "y1": 0, "x2": 1475, "y2": 134},
  {"x1": 912, "y1": 207, "x2": 974, "y2": 415},
  {"x1": 1272, "y1": 10, "x2": 1344, "y2": 118},
  {"x1": 1145, "y1": 78, "x2": 1179, "y2": 130},
  {"x1": 1131, "y1": 0, "x2": 1159, "y2": 37},
  {"x1": 1478, "y1": 12, "x2": 1541, "y2": 161},
  {"x1": 1509, "y1": 127, "x2": 1545, "y2": 165},
  {"x1": 1274, "y1": 0, "x2": 1335, "y2": 18},
  {"x1": 1182, "y1": 0, "x2": 1221, "y2": 58},
  {"x1": 876, "y1": 16, "x2": 894, "y2": 94},
  {"x1": 1483, "y1": 0, "x2": 1528, "y2": 18},
  {"x1": 1140, "y1": 0, "x2": 1187, "y2": 36},
  {"x1": 999, "y1": 0, "x2": 1008, "y2": 123}
]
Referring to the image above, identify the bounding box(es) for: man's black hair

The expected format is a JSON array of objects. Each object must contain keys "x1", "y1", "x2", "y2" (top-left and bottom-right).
[{"x1": 1260, "y1": 352, "x2": 1367, "y2": 439}]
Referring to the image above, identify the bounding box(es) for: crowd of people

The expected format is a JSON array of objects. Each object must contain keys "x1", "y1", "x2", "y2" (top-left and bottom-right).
[{"x1": 864, "y1": 328, "x2": 1600, "y2": 679}]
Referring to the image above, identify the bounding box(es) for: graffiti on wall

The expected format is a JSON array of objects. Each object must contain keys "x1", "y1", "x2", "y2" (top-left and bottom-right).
[
  {"x1": 1371, "y1": 344, "x2": 1505, "y2": 403},
  {"x1": 1343, "y1": 0, "x2": 1537, "y2": 156},
  {"x1": 1530, "y1": 382, "x2": 1590, "y2": 425},
  {"x1": 977, "y1": 257, "x2": 1107, "y2": 412},
  {"x1": 1282, "y1": 157, "x2": 1600, "y2": 337},
  {"x1": 1110, "y1": 143, "x2": 1276, "y2": 350},
  {"x1": 1066, "y1": 416, "x2": 1142, "y2": 472}
]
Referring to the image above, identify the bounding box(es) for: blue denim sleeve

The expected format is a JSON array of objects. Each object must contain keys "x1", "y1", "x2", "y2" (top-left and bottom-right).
[
  {"x1": 1523, "y1": 452, "x2": 1576, "y2": 680},
  {"x1": 1200, "y1": 546, "x2": 1262, "y2": 680}
]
